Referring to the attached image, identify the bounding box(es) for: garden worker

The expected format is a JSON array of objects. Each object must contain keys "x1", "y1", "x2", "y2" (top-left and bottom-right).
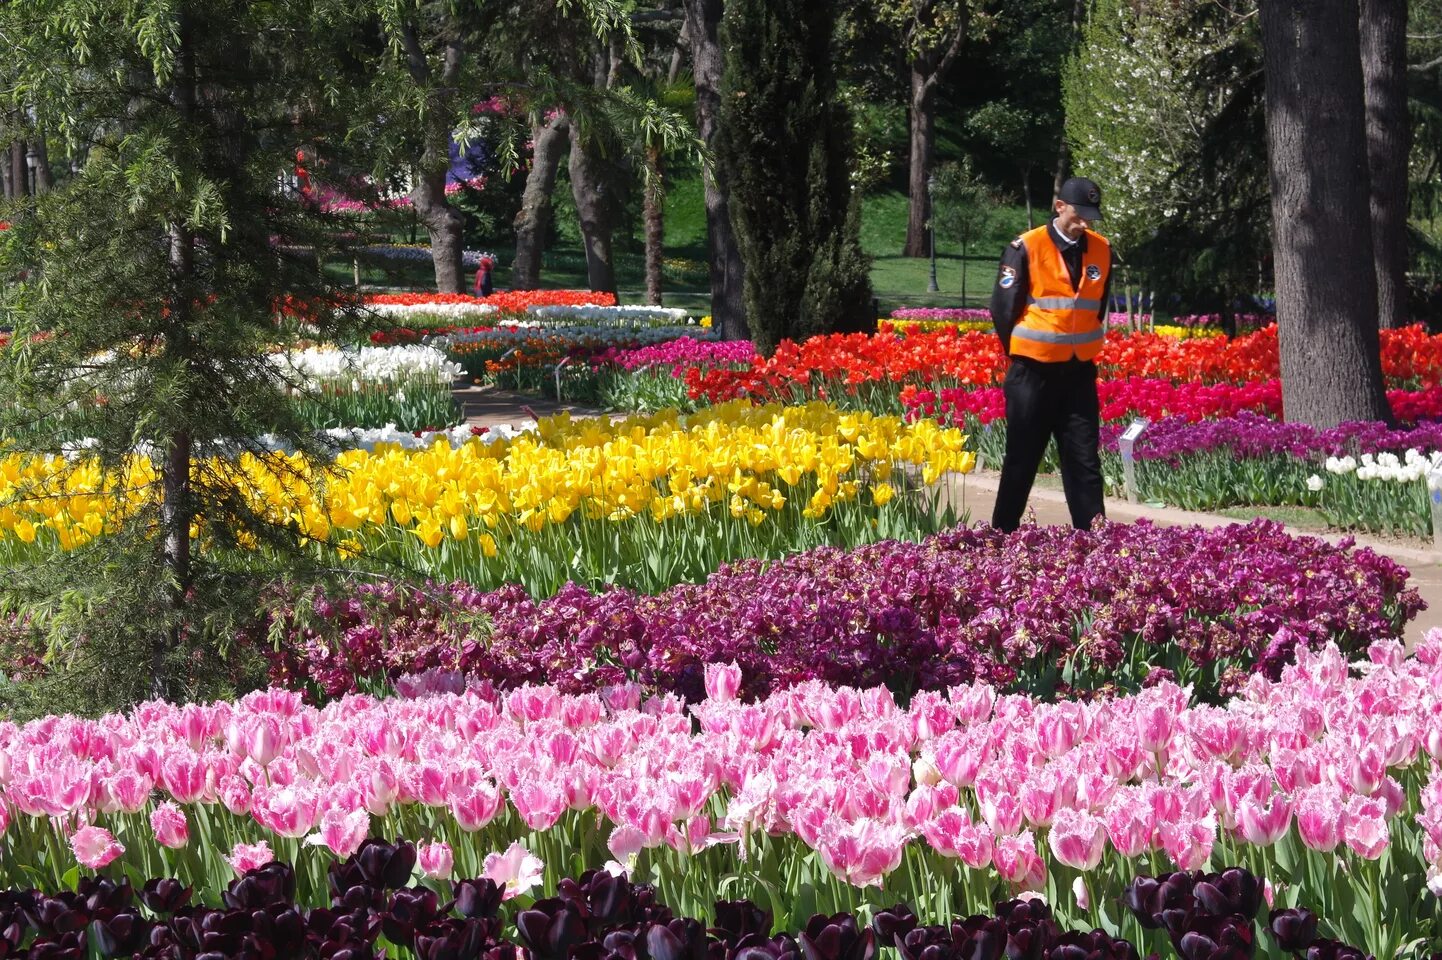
[{"x1": 988, "y1": 176, "x2": 1114, "y2": 533}]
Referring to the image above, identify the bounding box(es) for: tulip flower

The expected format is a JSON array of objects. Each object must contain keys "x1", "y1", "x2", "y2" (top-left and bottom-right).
[
  {"x1": 70, "y1": 826, "x2": 124, "y2": 870},
  {"x1": 150, "y1": 802, "x2": 189, "y2": 849}
]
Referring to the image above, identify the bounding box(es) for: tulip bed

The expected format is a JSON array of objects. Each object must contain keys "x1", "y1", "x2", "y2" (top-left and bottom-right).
[
  {"x1": 274, "y1": 344, "x2": 464, "y2": 431},
  {"x1": 257, "y1": 519, "x2": 1421, "y2": 703},
  {"x1": 2, "y1": 638, "x2": 1441, "y2": 954},
  {"x1": 0, "y1": 402, "x2": 971, "y2": 595},
  {"x1": 0, "y1": 850, "x2": 1366, "y2": 960}
]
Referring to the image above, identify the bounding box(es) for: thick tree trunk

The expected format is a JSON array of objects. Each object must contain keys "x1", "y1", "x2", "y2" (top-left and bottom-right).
[
  {"x1": 412, "y1": 171, "x2": 465, "y2": 293},
  {"x1": 644, "y1": 149, "x2": 665, "y2": 305},
  {"x1": 1260, "y1": 0, "x2": 1391, "y2": 427},
  {"x1": 1359, "y1": 0, "x2": 1411, "y2": 329},
  {"x1": 568, "y1": 124, "x2": 616, "y2": 295},
  {"x1": 512, "y1": 114, "x2": 570, "y2": 290},
  {"x1": 10, "y1": 141, "x2": 27, "y2": 197},
  {"x1": 0, "y1": 147, "x2": 11, "y2": 198},
  {"x1": 682, "y1": 0, "x2": 747, "y2": 339},
  {"x1": 903, "y1": 69, "x2": 935, "y2": 258}
]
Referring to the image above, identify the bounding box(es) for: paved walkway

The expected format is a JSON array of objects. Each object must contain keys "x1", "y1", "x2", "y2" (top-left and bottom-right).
[{"x1": 452, "y1": 383, "x2": 1442, "y2": 643}]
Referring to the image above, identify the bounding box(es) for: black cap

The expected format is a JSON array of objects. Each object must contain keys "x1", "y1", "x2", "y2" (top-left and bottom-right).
[{"x1": 1057, "y1": 177, "x2": 1103, "y2": 221}]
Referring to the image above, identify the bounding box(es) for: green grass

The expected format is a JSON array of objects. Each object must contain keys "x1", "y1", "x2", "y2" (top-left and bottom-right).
[{"x1": 338, "y1": 171, "x2": 1041, "y2": 315}]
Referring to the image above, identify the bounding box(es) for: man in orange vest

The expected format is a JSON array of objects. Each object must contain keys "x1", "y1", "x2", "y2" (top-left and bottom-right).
[{"x1": 988, "y1": 176, "x2": 1113, "y2": 532}]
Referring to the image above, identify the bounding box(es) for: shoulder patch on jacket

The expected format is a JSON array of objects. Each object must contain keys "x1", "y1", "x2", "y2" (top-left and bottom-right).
[{"x1": 1010, "y1": 236, "x2": 1024, "y2": 249}]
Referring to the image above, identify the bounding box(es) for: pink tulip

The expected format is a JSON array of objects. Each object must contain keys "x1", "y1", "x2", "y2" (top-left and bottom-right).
[
  {"x1": 251, "y1": 783, "x2": 319, "y2": 839},
  {"x1": 1236, "y1": 793, "x2": 1292, "y2": 846},
  {"x1": 993, "y1": 830, "x2": 1041, "y2": 885},
  {"x1": 1049, "y1": 809, "x2": 1107, "y2": 871},
  {"x1": 932, "y1": 735, "x2": 983, "y2": 788},
  {"x1": 1072, "y1": 876, "x2": 1091, "y2": 911},
  {"x1": 150, "y1": 802, "x2": 189, "y2": 849},
  {"x1": 225, "y1": 840, "x2": 275, "y2": 875},
  {"x1": 160, "y1": 752, "x2": 208, "y2": 804},
  {"x1": 451, "y1": 780, "x2": 503, "y2": 831},
  {"x1": 1296, "y1": 785, "x2": 1343, "y2": 852},
  {"x1": 71, "y1": 825, "x2": 124, "y2": 870},
  {"x1": 419, "y1": 841, "x2": 454, "y2": 879},
  {"x1": 481, "y1": 841, "x2": 544, "y2": 899},
  {"x1": 512, "y1": 780, "x2": 567, "y2": 831},
  {"x1": 1160, "y1": 814, "x2": 1216, "y2": 871},
  {"x1": 103, "y1": 771, "x2": 154, "y2": 814},
  {"x1": 1136, "y1": 702, "x2": 1174, "y2": 754},
  {"x1": 704, "y1": 663, "x2": 742, "y2": 702},
  {"x1": 1103, "y1": 790, "x2": 1154, "y2": 858},
  {"x1": 1343, "y1": 796, "x2": 1389, "y2": 860},
  {"x1": 243, "y1": 715, "x2": 284, "y2": 768},
  {"x1": 981, "y1": 793, "x2": 1025, "y2": 836},
  {"x1": 218, "y1": 774, "x2": 251, "y2": 816},
  {"x1": 308, "y1": 808, "x2": 370, "y2": 858}
]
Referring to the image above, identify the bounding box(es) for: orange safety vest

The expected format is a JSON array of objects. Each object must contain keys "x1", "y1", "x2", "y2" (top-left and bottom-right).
[{"x1": 1009, "y1": 224, "x2": 1111, "y2": 363}]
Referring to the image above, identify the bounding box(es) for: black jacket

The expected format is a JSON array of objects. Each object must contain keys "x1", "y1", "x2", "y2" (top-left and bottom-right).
[{"x1": 988, "y1": 219, "x2": 1115, "y2": 357}]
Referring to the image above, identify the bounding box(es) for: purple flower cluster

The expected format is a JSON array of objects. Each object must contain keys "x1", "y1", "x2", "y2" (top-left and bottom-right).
[
  {"x1": 593, "y1": 338, "x2": 755, "y2": 375},
  {"x1": 0, "y1": 842, "x2": 1147, "y2": 960},
  {"x1": 1101, "y1": 412, "x2": 1442, "y2": 463},
  {"x1": 263, "y1": 520, "x2": 1421, "y2": 703},
  {"x1": 889, "y1": 308, "x2": 992, "y2": 322}
]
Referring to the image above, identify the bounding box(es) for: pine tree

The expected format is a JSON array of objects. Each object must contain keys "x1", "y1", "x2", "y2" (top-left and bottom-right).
[
  {"x1": 0, "y1": 0, "x2": 372, "y2": 711},
  {"x1": 717, "y1": 0, "x2": 873, "y2": 355}
]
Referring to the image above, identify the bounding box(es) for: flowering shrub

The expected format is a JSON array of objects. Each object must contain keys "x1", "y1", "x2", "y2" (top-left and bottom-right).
[
  {"x1": 0, "y1": 402, "x2": 972, "y2": 594},
  {"x1": 261, "y1": 519, "x2": 1420, "y2": 702},
  {"x1": 2, "y1": 637, "x2": 1442, "y2": 954}
]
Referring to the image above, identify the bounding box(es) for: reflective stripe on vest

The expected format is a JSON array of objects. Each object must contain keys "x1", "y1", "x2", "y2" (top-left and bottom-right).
[
  {"x1": 1027, "y1": 296, "x2": 1103, "y2": 311},
  {"x1": 1011, "y1": 326, "x2": 1105, "y2": 345},
  {"x1": 1009, "y1": 224, "x2": 1111, "y2": 363}
]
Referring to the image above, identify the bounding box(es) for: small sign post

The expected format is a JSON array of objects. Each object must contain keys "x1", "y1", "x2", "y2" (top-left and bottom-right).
[{"x1": 1118, "y1": 418, "x2": 1148, "y2": 504}]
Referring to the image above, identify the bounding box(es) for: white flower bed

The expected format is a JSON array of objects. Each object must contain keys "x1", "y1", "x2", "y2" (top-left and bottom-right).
[
  {"x1": 525, "y1": 305, "x2": 695, "y2": 326},
  {"x1": 1320, "y1": 449, "x2": 1442, "y2": 490},
  {"x1": 271, "y1": 344, "x2": 463, "y2": 386},
  {"x1": 366, "y1": 302, "x2": 499, "y2": 322}
]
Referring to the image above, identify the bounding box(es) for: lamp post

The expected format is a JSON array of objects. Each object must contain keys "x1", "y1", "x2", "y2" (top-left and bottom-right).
[{"x1": 926, "y1": 174, "x2": 939, "y2": 294}]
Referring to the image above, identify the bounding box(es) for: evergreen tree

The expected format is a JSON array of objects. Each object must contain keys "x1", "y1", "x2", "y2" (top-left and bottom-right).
[
  {"x1": 0, "y1": 0, "x2": 372, "y2": 710},
  {"x1": 717, "y1": 0, "x2": 872, "y2": 355}
]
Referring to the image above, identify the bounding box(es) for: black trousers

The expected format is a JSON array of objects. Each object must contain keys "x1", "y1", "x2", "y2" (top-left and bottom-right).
[{"x1": 990, "y1": 356, "x2": 1105, "y2": 532}]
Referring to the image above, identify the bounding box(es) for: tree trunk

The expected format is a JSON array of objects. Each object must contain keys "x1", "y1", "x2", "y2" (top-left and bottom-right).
[
  {"x1": 31, "y1": 136, "x2": 52, "y2": 193},
  {"x1": 0, "y1": 147, "x2": 11, "y2": 198},
  {"x1": 682, "y1": 0, "x2": 747, "y2": 339},
  {"x1": 644, "y1": 148, "x2": 665, "y2": 305},
  {"x1": 512, "y1": 114, "x2": 570, "y2": 290},
  {"x1": 568, "y1": 124, "x2": 616, "y2": 295},
  {"x1": 399, "y1": 26, "x2": 466, "y2": 293},
  {"x1": 158, "y1": 23, "x2": 198, "y2": 699},
  {"x1": 1359, "y1": 0, "x2": 1411, "y2": 329},
  {"x1": 10, "y1": 141, "x2": 27, "y2": 197},
  {"x1": 903, "y1": 68, "x2": 936, "y2": 258},
  {"x1": 1053, "y1": 0, "x2": 1085, "y2": 200},
  {"x1": 1260, "y1": 0, "x2": 1392, "y2": 427},
  {"x1": 1022, "y1": 167, "x2": 1034, "y2": 229},
  {"x1": 411, "y1": 155, "x2": 465, "y2": 292}
]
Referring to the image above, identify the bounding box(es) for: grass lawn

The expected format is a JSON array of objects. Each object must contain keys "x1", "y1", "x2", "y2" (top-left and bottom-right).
[{"x1": 342, "y1": 171, "x2": 1041, "y2": 315}]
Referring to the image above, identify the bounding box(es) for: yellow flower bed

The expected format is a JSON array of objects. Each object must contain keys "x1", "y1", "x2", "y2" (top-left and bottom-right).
[
  {"x1": 0, "y1": 402, "x2": 974, "y2": 591},
  {"x1": 881, "y1": 319, "x2": 992, "y2": 335}
]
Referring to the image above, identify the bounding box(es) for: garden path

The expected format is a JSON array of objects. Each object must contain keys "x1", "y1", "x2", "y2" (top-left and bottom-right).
[{"x1": 452, "y1": 384, "x2": 1442, "y2": 645}]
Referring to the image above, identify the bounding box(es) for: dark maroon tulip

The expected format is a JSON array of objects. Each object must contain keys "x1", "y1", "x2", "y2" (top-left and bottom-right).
[
  {"x1": 870, "y1": 905, "x2": 918, "y2": 948},
  {"x1": 356, "y1": 838, "x2": 417, "y2": 890},
  {"x1": 383, "y1": 888, "x2": 442, "y2": 948},
  {"x1": 1174, "y1": 914, "x2": 1256, "y2": 960},
  {"x1": 27, "y1": 894, "x2": 90, "y2": 938},
  {"x1": 1266, "y1": 908, "x2": 1319, "y2": 952},
  {"x1": 799, "y1": 913, "x2": 876, "y2": 960},
  {"x1": 29, "y1": 932, "x2": 88, "y2": 960},
  {"x1": 91, "y1": 910, "x2": 150, "y2": 957},
  {"x1": 1305, "y1": 941, "x2": 1373, "y2": 960},
  {"x1": 731, "y1": 933, "x2": 803, "y2": 960},
  {"x1": 453, "y1": 879, "x2": 504, "y2": 921},
  {"x1": 224, "y1": 862, "x2": 296, "y2": 910},
  {"x1": 138, "y1": 880, "x2": 191, "y2": 916},
  {"x1": 78, "y1": 878, "x2": 135, "y2": 916},
  {"x1": 1047, "y1": 930, "x2": 1140, "y2": 960},
  {"x1": 414, "y1": 917, "x2": 491, "y2": 960},
  {"x1": 517, "y1": 900, "x2": 589, "y2": 960},
  {"x1": 1193, "y1": 869, "x2": 1262, "y2": 920}
]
